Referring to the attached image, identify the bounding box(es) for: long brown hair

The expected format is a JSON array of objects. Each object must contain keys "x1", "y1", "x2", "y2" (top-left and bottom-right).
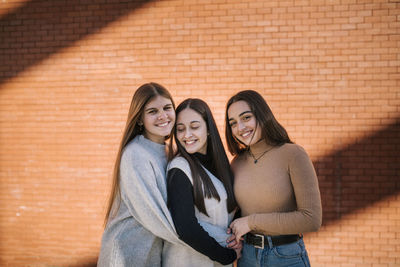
[
  {"x1": 169, "y1": 98, "x2": 237, "y2": 215},
  {"x1": 225, "y1": 90, "x2": 292, "y2": 156},
  {"x1": 104, "y1": 82, "x2": 175, "y2": 226}
]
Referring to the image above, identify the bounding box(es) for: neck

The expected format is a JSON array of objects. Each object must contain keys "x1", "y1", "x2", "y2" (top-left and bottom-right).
[
  {"x1": 249, "y1": 139, "x2": 273, "y2": 155},
  {"x1": 143, "y1": 132, "x2": 165, "y2": 144}
]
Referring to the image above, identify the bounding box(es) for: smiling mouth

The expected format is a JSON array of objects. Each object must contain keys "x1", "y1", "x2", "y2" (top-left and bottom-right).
[
  {"x1": 157, "y1": 121, "x2": 170, "y2": 127},
  {"x1": 184, "y1": 140, "x2": 197, "y2": 145},
  {"x1": 241, "y1": 130, "x2": 252, "y2": 138}
]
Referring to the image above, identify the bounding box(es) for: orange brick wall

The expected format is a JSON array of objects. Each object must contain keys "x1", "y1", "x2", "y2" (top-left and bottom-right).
[{"x1": 0, "y1": 0, "x2": 399, "y2": 266}]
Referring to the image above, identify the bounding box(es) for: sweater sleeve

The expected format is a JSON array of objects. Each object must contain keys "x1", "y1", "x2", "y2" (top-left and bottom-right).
[
  {"x1": 248, "y1": 146, "x2": 322, "y2": 235},
  {"x1": 118, "y1": 146, "x2": 183, "y2": 245},
  {"x1": 167, "y1": 168, "x2": 236, "y2": 265}
]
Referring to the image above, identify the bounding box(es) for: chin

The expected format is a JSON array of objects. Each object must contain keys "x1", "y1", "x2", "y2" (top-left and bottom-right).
[
  {"x1": 158, "y1": 130, "x2": 172, "y2": 137},
  {"x1": 238, "y1": 139, "x2": 251, "y2": 146},
  {"x1": 184, "y1": 147, "x2": 198, "y2": 154}
]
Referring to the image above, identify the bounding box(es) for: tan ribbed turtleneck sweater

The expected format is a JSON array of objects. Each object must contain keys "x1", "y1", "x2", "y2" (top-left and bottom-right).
[{"x1": 231, "y1": 140, "x2": 322, "y2": 236}]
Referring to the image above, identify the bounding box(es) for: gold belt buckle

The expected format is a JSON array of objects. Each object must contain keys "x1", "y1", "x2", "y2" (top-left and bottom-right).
[{"x1": 254, "y1": 234, "x2": 264, "y2": 249}]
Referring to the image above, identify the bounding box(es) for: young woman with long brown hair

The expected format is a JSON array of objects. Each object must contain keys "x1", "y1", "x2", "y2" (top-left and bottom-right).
[
  {"x1": 98, "y1": 83, "x2": 183, "y2": 266},
  {"x1": 164, "y1": 98, "x2": 241, "y2": 266},
  {"x1": 225, "y1": 90, "x2": 322, "y2": 267}
]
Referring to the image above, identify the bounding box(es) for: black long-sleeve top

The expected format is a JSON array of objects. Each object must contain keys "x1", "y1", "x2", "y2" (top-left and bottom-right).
[{"x1": 167, "y1": 153, "x2": 237, "y2": 265}]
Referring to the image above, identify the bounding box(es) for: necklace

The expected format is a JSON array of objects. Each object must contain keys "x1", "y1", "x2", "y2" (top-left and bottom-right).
[{"x1": 248, "y1": 147, "x2": 274, "y2": 164}]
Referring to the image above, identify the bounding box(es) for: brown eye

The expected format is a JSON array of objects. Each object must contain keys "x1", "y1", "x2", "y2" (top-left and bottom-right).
[{"x1": 242, "y1": 115, "x2": 251, "y2": 121}]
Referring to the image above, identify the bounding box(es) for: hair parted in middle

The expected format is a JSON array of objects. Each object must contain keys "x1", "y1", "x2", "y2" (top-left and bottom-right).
[
  {"x1": 169, "y1": 98, "x2": 237, "y2": 216},
  {"x1": 105, "y1": 82, "x2": 175, "y2": 226},
  {"x1": 225, "y1": 90, "x2": 292, "y2": 156}
]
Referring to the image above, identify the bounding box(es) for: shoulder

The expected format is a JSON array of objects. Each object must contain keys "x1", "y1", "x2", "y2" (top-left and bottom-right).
[
  {"x1": 279, "y1": 143, "x2": 307, "y2": 155},
  {"x1": 168, "y1": 156, "x2": 191, "y2": 174},
  {"x1": 168, "y1": 156, "x2": 189, "y2": 169},
  {"x1": 280, "y1": 143, "x2": 306, "y2": 154},
  {"x1": 126, "y1": 137, "x2": 148, "y2": 153},
  {"x1": 167, "y1": 156, "x2": 193, "y2": 182},
  {"x1": 279, "y1": 143, "x2": 312, "y2": 164},
  {"x1": 121, "y1": 136, "x2": 159, "y2": 164}
]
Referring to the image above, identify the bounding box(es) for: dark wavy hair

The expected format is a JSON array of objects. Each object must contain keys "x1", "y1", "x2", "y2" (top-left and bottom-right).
[
  {"x1": 169, "y1": 98, "x2": 237, "y2": 215},
  {"x1": 225, "y1": 90, "x2": 292, "y2": 156},
  {"x1": 105, "y1": 82, "x2": 175, "y2": 226}
]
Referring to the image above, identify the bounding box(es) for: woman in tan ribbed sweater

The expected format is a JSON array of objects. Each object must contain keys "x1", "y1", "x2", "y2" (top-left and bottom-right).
[{"x1": 224, "y1": 90, "x2": 322, "y2": 267}]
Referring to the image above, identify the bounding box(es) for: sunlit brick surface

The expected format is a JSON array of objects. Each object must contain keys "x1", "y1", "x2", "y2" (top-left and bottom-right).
[{"x1": 0, "y1": 0, "x2": 399, "y2": 266}]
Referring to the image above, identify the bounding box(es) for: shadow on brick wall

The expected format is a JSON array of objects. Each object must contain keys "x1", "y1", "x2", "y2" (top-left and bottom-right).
[
  {"x1": 70, "y1": 261, "x2": 97, "y2": 267},
  {"x1": 0, "y1": 0, "x2": 153, "y2": 85},
  {"x1": 68, "y1": 119, "x2": 400, "y2": 266},
  {"x1": 315, "y1": 118, "x2": 400, "y2": 224}
]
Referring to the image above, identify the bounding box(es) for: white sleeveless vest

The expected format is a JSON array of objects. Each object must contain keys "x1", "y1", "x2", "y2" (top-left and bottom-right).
[{"x1": 162, "y1": 156, "x2": 234, "y2": 267}]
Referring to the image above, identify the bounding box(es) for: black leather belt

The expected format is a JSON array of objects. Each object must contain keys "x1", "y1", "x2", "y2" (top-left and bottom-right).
[{"x1": 245, "y1": 233, "x2": 301, "y2": 249}]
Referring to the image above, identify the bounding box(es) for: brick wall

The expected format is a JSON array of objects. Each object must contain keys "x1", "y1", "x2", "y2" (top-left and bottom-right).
[{"x1": 0, "y1": 0, "x2": 399, "y2": 266}]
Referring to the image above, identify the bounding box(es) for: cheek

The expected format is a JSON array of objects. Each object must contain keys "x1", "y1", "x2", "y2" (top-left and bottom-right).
[
  {"x1": 176, "y1": 132, "x2": 184, "y2": 143},
  {"x1": 142, "y1": 115, "x2": 153, "y2": 126},
  {"x1": 199, "y1": 128, "x2": 207, "y2": 140},
  {"x1": 231, "y1": 126, "x2": 239, "y2": 137},
  {"x1": 169, "y1": 111, "x2": 176, "y2": 123}
]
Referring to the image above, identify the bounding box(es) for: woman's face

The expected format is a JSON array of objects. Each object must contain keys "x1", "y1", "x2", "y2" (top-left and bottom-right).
[
  {"x1": 176, "y1": 108, "x2": 208, "y2": 155},
  {"x1": 142, "y1": 95, "x2": 175, "y2": 144},
  {"x1": 227, "y1": 100, "x2": 262, "y2": 146}
]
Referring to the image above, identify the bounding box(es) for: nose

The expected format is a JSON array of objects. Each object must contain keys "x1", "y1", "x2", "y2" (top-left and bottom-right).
[
  {"x1": 184, "y1": 129, "x2": 192, "y2": 138},
  {"x1": 237, "y1": 121, "x2": 246, "y2": 131},
  {"x1": 158, "y1": 110, "x2": 167, "y2": 120}
]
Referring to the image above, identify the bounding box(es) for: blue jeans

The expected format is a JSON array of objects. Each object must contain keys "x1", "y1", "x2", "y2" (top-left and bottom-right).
[{"x1": 238, "y1": 236, "x2": 310, "y2": 267}]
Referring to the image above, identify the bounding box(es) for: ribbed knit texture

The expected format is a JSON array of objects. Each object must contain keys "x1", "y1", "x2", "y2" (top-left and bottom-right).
[
  {"x1": 98, "y1": 135, "x2": 183, "y2": 267},
  {"x1": 231, "y1": 141, "x2": 322, "y2": 236}
]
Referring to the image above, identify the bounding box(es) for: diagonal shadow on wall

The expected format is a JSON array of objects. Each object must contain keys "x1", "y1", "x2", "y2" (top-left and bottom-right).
[
  {"x1": 1, "y1": 1, "x2": 399, "y2": 265},
  {"x1": 69, "y1": 118, "x2": 400, "y2": 267},
  {"x1": 315, "y1": 118, "x2": 400, "y2": 224},
  {"x1": 0, "y1": 0, "x2": 153, "y2": 86}
]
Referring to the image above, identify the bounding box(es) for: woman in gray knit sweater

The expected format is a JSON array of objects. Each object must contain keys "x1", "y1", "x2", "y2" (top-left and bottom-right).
[{"x1": 98, "y1": 83, "x2": 184, "y2": 267}]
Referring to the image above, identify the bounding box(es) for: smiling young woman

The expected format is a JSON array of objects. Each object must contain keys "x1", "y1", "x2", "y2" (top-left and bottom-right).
[
  {"x1": 164, "y1": 98, "x2": 241, "y2": 266},
  {"x1": 98, "y1": 83, "x2": 183, "y2": 267},
  {"x1": 225, "y1": 90, "x2": 322, "y2": 267}
]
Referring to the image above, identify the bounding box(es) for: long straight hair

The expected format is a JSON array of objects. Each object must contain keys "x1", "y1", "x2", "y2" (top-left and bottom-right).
[
  {"x1": 225, "y1": 90, "x2": 292, "y2": 156},
  {"x1": 169, "y1": 98, "x2": 237, "y2": 215},
  {"x1": 104, "y1": 83, "x2": 175, "y2": 226}
]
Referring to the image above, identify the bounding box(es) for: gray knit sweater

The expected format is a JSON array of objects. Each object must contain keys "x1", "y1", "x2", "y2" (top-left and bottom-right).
[{"x1": 97, "y1": 135, "x2": 183, "y2": 267}]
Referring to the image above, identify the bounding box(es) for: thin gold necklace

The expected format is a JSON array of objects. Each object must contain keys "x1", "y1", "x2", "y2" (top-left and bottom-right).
[{"x1": 248, "y1": 147, "x2": 274, "y2": 164}]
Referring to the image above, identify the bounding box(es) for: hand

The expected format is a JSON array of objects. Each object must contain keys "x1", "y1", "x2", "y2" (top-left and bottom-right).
[
  {"x1": 229, "y1": 216, "x2": 251, "y2": 243},
  {"x1": 226, "y1": 230, "x2": 243, "y2": 250},
  {"x1": 234, "y1": 246, "x2": 242, "y2": 260},
  {"x1": 226, "y1": 228, "x2": 241, "y2": 249}
]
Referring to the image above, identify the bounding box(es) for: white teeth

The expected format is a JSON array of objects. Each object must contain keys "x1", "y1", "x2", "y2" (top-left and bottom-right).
[
  {"x1": 242, "y1": 131, "x2": 251, "y2": 137},
  {"x1": 158, "y1": 122, "x2": 168, "y2": 127},
  {"x1": 185, "y1": 140, "x2": 195, "y2": 145}
]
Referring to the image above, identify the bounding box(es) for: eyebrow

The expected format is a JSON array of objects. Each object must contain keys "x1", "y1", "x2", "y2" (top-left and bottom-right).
[
  {"x1": 145, "y1": 103, "x2": 172, "y2": 112},
  {"x1": 239, "y1": 111, "x2": 252, "y2": 117},
  {"x1": 228, "y1": 110, "x2": 252, "y2": 121},
  {"x1": 176, "y1": 120, "x2": 201, "y2": 125}
]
